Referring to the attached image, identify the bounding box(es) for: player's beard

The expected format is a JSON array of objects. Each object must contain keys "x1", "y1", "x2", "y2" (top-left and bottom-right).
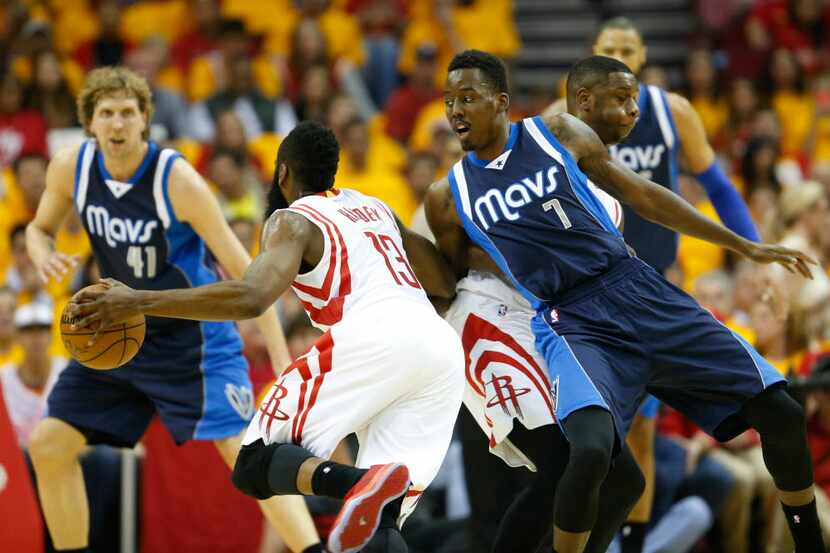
[{"x1": 265, "y1": 185, "x2": 289, "y2": 221}]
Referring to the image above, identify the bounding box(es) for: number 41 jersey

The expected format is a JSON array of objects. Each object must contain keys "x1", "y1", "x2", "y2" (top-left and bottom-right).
[{"x1": 74, "y1": 140, "x2": 238, "y2": 339}]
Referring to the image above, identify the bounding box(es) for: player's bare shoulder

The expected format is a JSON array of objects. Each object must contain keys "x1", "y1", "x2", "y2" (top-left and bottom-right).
[
  {"x1": 541, "y1": 111, "x2": 608, "y2": 162},
  {"x1": 46, "y1": 143, "x2": 84, "y2": 196},
  {"x1": 262, "y1": 209, "x2": 317, "y2": 249}
]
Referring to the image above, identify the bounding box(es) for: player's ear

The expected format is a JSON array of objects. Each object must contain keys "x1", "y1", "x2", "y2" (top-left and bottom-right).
[
  {"x1": 497, "y1": 92, "x2": 510, "y2": 114},
  {"x1": 277, "y1": 163, "x2": 288, "y2": 187},
  {"x1": 576, "y1": 87, "x2": 594, "y2": 112}
]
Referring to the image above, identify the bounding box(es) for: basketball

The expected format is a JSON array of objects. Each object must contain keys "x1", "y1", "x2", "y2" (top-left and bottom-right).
[{"x1": 60, "y1": 285, "x2": 146, "y2": 370}]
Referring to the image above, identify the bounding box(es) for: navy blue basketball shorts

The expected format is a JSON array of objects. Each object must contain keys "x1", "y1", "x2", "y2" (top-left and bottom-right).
[
  {"x1": 47, "y1": 323, "x2": 253, "y2": 447},
  {"x1": 532, "y1": 257, "x2": 785, "y2": 445}
]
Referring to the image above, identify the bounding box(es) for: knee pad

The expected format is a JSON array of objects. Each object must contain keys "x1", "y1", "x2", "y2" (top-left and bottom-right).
[{"x1": 232, "y1": 440, "x2": 278, "y2": 500}]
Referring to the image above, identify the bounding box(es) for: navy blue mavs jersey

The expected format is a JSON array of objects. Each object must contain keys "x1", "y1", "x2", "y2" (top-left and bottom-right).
[
  {"x1": 610, "y1": 84, "x2": 680, "y2": 272},
  {"x1": 451, "y1": 116, "x2": 783, "y2": 445},
  {"x1": 448, "y1": 117, "x2": 631, "y2": 309},
  {"x1": 47, "y1": 140, "x2": 253, "y2": 447}
]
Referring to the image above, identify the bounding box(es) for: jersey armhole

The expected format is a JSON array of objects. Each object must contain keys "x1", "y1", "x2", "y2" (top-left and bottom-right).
[
  {"x1": 73, "y1": 140, "x2": 96, "y2": 214},
  {"x1": 154, "y1": 149, "x2": 182, "y2": 230},
  {"x1": 284, "y1": 206, "x2": 333, "y2": 279}
]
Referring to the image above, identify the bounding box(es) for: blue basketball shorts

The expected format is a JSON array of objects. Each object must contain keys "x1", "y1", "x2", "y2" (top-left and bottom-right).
[
  {"x1": 532, "y1": 257, "x2": 784, "y2": 444},
  {"x1": 47, "y1": 320, "x2": 253, "y2": 447}
]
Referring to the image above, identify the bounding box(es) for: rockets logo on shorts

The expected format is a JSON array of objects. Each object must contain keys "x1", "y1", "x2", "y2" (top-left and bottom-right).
[{"x1": 485, "y1": 374, "x2": 531, "y2": 418}]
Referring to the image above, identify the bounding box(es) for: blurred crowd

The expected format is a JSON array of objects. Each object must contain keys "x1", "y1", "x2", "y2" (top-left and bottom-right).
[{"x1": 2, "y1": 1, "x2": 830, "y2": 553}]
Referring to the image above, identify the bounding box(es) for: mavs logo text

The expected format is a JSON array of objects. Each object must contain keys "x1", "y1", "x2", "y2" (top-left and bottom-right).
[
  {"x1": 85, "y1": 204, "x2": 158, "y2": 248},
  {"x1": 610, "y1": 143, "x2": 666, "y2": 180},
  {"x1": 474, "y1": 165, "x2": 560, "y2": 230}
]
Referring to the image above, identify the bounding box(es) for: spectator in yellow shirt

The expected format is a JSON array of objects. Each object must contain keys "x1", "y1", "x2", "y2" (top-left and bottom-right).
[
  {"x1": 764, "y1": 48, "x2": 814, "y2": 160},
  {"x1": 188, "y1": 53, "x2": 297, "y2": 143},
  {"x1": 334, "y1": 116, "x2": 417, "y2": 223},
  {"x1": 0, "y1": 287, "x2": 22, "y2": 367}
]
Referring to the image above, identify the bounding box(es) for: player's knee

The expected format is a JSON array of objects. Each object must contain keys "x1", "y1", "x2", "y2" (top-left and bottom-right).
[
  {"x1": 747, "y1": 388, "x2": 806, "y2": 441},
  {"x1": 569, "y1": 440, "x2": 613, "y2": 484},
  {"x1": 231, "y1": 442, "x2": 276, "y2": 500},
  {"x1": 28, "y1": 419, "x2": 84, "y2": 469}
]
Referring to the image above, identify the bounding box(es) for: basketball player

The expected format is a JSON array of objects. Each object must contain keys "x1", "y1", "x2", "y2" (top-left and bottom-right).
[
  {"x1": 25, "y1": 67, "x2": 323, "y2": 553},
  {"x1": 439, "y1": 173, "x2": 644, "y2": 553},
  {"x1": 67, "y1": 120, "x2": 466, "y2": 553},
  {"x1": 427, "y1": 50, "x2": 822, "y2": 553},
  {"x1": 545, "y1": 16, "x2": 760, "y2": 272}
]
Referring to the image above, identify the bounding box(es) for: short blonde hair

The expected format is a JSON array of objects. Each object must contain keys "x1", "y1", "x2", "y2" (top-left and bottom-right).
[{"x1": 77, "y1": 66, "x2": 154, "y2": 140}]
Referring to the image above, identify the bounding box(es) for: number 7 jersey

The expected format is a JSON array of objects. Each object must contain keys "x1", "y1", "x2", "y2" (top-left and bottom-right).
[
  {"x1": 285, "y1": 188, "x2": 431, "y2": 331},
  {"x1": 448, "y1": 116, "x2": 632, "y2": 310}
]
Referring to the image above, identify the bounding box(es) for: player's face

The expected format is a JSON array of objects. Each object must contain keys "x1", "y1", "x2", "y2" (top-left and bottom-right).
[
  {"x1": 587, "y1": 72, "x2": 640, "y2": 145},
  {"x1": 444, "y1": 68, "x2": 508, "y2": 152},
  {"x1": 593, "y1": 29, "x2": 646, "y2": 75},
  {"x1": 89, "y1": 93, "x2": 148, "y2": 159}
]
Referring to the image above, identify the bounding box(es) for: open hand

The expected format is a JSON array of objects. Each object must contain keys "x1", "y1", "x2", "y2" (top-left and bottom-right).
[
  {"x1": 66, "y1": 278, "x2": 140, "y2": 344},
  {"x1": 37, "y1": 251, "x2": 79, "y2": 283},
  {"x1": 741, "y1": 242, "x2": 816, "y2": 279}
]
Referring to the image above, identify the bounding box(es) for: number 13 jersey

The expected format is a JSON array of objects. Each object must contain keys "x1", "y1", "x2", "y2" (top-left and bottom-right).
[{"x1": 285, "y1": 188, "x2": 432, "y2": 331}]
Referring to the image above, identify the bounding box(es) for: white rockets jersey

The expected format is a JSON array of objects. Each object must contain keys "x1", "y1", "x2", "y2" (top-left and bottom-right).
[{"x1": 286, "y1": 188, "x2": 432, "y2": 331}]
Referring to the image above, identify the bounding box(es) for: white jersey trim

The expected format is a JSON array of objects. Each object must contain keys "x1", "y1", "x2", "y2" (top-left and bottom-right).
[
  {"x1": 75, "y1": 140, "x2": 96, "y2": 212},
  {"x1": 648, "y1": 85, "x2": 675, "y2": 150},
  {"x1": 153, "y1": 149, "x2": 178, "y2": 229}
]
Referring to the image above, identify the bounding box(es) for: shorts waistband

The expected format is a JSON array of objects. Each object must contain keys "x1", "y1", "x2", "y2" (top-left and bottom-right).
[{"x1": 548, "y1": 257, "x2": 647, "y2": 308}]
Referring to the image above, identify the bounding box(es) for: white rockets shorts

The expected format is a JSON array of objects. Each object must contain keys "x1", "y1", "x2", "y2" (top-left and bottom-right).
[
  {"x1": 444, "y1": 271, "x2": 557, "y2": 471},
  {"x1": 242, "y1": 300, "x2": 465, "y2": 522}
]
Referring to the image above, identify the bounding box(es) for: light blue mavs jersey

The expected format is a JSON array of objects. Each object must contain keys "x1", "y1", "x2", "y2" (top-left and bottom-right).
[
  {"x1": 448, "y1": 117, "x2": 631, "y2": 309},
  {"x1": 71, "y1": 139, "x2": 250, "y2": 439},
  {"x1": 610, "y1": 84, "x2": 680, "y2": 272}
]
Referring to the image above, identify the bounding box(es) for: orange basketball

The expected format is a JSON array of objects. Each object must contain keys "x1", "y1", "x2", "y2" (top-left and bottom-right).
[{"x1": 60, "y1": 285, "x2": 146, "y2": 370}]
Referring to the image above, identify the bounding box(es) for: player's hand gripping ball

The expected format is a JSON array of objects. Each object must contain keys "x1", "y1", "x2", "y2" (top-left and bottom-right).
[{"x1": 61, "y1": 282, "x2": 145, "y2": 370}]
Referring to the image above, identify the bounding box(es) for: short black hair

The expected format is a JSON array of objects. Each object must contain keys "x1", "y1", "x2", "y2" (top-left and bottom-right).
[
  {"x1": 566, "y1": 55, "x2": 634, "y2": 98},
  {"x1": 594, "y1": 16, "x2": 642, "y2": 43},
  {"x1": 447, "y1": 49, "x2": 508, "y2": 94},
  {"x1": 267, "y1": 121, "x2": 339, "y2": 219}
]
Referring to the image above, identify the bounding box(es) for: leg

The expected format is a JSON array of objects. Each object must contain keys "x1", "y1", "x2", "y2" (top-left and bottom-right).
[
  {"x1": 491, "y1": 423, "x2": 568, "y2": 553},
  {"x1": 740, "y1": 387, "x2": 825, "y2": 552},
  {"x1": 583, "y1": 445, "x2": 645, "y2": 553},
  {"x1": 28, "y1": 417, "x2": 89, "y2": 550},
  {"x1": 554, "y1": 407, "x2": 617, "y2": 553},
  {"x1": 617, "y1": 411, "x2": 657, "y2": 553},
  {"x1": 215, "y1": 433, "x2": 322, "y2": 553}
]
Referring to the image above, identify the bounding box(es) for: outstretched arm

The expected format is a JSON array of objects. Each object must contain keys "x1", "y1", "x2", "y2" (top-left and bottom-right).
[
  {"x1": 68, "y1": 210, "x2": 315, "y2": 328},
  {"x1": 669, "y1": 93, "x2": 759, "y2": 241},
  {"x1": 167, "y1": 158, "x2": 296, "y2": 368},
  {"x1": 543, "y1": 112, "x2": 814, "y2": 278}
]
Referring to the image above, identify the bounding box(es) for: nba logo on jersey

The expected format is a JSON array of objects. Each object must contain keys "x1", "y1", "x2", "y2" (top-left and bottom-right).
[{"x1": 547, "y1": 308, "x2": 559, "y2": 324}]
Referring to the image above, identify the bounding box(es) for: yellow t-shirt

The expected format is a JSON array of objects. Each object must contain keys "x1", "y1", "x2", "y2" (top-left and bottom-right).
[
  {"x1": 772, "y1": 91, "x2": 814, "y2": 157},
  {"x1": 690, "y1": 96, "x2": 728, "y2": 142},
  {"x1": 0, "y1": 344, "x2": 24, "y2": 368},
  {"x1": 399, "y1": 0, "x2": 520, "y2": 83},
  {"x1": 677, "y1": 201, "x2": 725, "y2": 291},
  {"x1": 186, "y1": 54, "x2": 282, "y2": 102},
  {"x1": 334, "y1": 165, "x2": 418, "y2": 226}
]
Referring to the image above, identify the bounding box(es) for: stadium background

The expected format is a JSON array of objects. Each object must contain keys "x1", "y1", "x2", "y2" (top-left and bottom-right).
[{"x1": 0, "y1": 0, "x2": 830, "y2": 552}]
